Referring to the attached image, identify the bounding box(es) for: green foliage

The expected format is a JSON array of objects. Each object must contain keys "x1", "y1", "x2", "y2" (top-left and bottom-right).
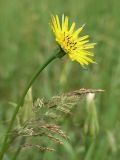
[{"x1": 0, "y1": 0, "x2": 120, "y2": 159}]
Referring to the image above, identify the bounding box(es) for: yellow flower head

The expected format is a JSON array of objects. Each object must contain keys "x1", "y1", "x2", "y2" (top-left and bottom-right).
[{"x1": 50, "y1": 14, "x2": 96, "y2": 66}]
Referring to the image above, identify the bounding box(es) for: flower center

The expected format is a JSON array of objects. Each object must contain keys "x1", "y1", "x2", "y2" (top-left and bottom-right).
[{"x1": 63, "y1": 32, "x2": 78, "y2": 52}]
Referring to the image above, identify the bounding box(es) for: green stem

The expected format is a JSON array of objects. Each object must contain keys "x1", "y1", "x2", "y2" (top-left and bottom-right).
[
  {"x1": 0, "y1": 49, "x2": 65, "y2": 160},
  {"x1": 12, "y1": 137, "x2": 25, "y2": 160}
]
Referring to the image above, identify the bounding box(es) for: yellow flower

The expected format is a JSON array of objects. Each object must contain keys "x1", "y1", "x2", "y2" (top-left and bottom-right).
[{"x1": 50, "y1": 14, "x2": 96, "y2": 66}]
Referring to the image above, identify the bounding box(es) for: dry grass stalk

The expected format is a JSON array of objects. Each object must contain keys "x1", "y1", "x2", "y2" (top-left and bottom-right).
[{"x1": 14, "y1": 88, "x2": 103, "y2": 151}]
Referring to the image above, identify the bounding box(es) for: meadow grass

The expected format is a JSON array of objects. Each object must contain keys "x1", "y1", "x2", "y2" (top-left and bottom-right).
[{"x1": 0, "y1": 0, "x2": 120, "y2": 159}]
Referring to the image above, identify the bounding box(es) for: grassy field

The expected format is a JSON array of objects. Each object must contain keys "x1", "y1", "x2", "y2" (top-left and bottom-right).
[{"x1": 0, "y1": 0, "x2": 120, "y2": 159}]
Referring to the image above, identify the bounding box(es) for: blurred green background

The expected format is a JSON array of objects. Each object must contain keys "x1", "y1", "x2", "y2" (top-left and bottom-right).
[{"x1": 0, "y1": 0, "x2": 120, "y2": 159}]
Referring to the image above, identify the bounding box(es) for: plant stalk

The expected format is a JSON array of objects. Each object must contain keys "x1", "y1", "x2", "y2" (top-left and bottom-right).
[{"x1": 0, "y1": 49, "x2": 65, "y2": 160}]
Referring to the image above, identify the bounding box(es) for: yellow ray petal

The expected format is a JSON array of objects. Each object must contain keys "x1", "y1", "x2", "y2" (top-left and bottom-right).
[
  {"x1": 78, "y1": 40, "x2": 89, "y2": 45},
  {"x1": 77, "y1": 57, "x2": 89, "y2": 65},
  {"x1": 51, "y1": 15, "x2": 58, "y2": 32},
  {"x1": 62, "y1": 14, "x2": 65, "y2": 31},
  {"x1": 69, "y1": 22, "x2": 76, "y2": 34},
  {"x1": 56, "y1": 15, "x2": 61, "y2": 31},
  {"x1": 80, "y1": 55, "x2": 95, "y2": 63},
  {"x1": 77, "y1": 35, "x2": 89, "y2": 42},
  {"x1": 83, "y1": 44, "x2": 95, "y2": 49},
  {"x1": 80, "y1": 50, "x2": 94, "y2": 56},
  {"x1": 72, "y1": 24, "x2": 85, "y2": 38},
  {"x1": 64, "y1": 16, "x2": 69, "y2": 30}
]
